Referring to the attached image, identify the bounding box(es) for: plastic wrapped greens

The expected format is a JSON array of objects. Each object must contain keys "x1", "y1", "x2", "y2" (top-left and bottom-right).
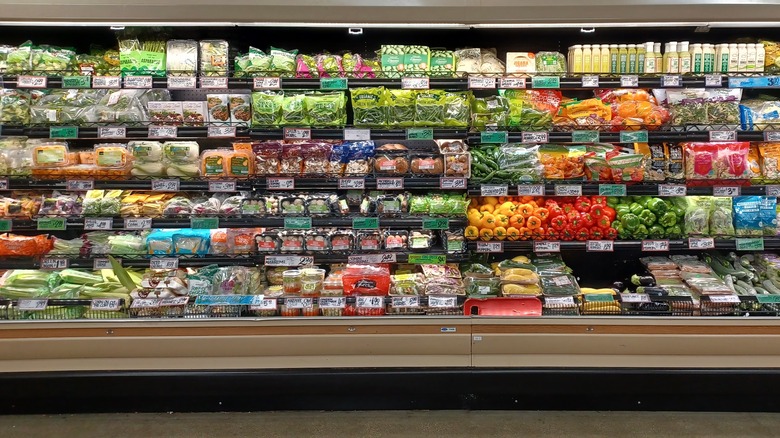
[
  {"x1": 199, "y1": 40, "x2": 228, "y2": 76},
  {"x1": 269, "y1": 47, "x2": 298, "y2": 77},
  {"x1": 315, "y1": 54, "x2": 343, "y2": 77},
  {"x1": 295, "y1": 54, "x2": 318, "y2": 79},
  {"x1": 234, "y1": 47, "x2": 273, "y2": 77},
  {"x1": 387, "y1": 90, "x2": 416, "y2": 128},
  {"x1": 165, "y1": 40, "x2": 198, "y2": 76},
  {"x1": 281, "y1": 93, "x2": 307, "y2": 125},
  {"x1": 443, "y1": 92, "x2": 471, "y2": 128},
  {"x1": 684, "y1": 196, "x2": 712, "y2": 236},
  {"x1": 471, "y1": 95, "x2": 509, "y2": 130},
  {"x1": 415, "y1": 90, "x2": 446, "y2": 127},
  {"x1": 0, "y1": 89, "x2": 31, "y2": 125},
  {"x1": 119, "y1": 38, "x2": 166, "y2": 77},
  {"x1": 351, "y1": 87, "x2": 388, "y2": 127},
  {"x1": 251, "y1": 91, "x2": 283, "y2": 127},
  {"x1": 709, "y1": 197, "x2": 735, "y2": 237},
  {"x1": 304, "y1": 92, "x2": 347, "y2": 127},
  {"x1": 31, "y1": 45, "x2": 75, "y2": 75},
  {"x1": 6, "y1": 42, "x2": 32, "y2": 74}
]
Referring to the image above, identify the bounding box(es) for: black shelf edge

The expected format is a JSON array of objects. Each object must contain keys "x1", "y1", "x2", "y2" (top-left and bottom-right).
[
  {"x1": 467, "y1": 130, "x2": 772, "y2": 143},
  {"x1": 468, "y1": 182, "x2": 775, "y2": 196},
  {"x1": 468, "y1": 238, "x2": 780, "y2": 252}
]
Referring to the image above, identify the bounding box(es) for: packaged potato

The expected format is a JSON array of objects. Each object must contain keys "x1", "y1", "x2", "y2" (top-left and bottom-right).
[
  {"x1": 225, "y1": 149, "x2": 254, "y2": 178},
  {"x1": 94, "y1": 143, "x2": 129, "y2": 168},
  {"x1": 200, "y1": 149, "x2": 227, "y2": 178},
  {"x1": 30, "y1": 140, "x2": 69, "y2": 168}
]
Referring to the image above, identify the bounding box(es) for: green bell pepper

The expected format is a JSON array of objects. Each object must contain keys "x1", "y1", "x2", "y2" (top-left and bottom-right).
[
  {"x1": 665, "y1": 225, "x2": 683, "y2": 238},
  {"x1": 671, "y1": 205, "x2": 685, "y2": 219},
  {"x1": 615, "y1": 204, "x2": 630, "y2": 217},
  {"x1": 629, "y1": 203, "x2": 645, "y2": 216},
  {"x1": 632, "y1": 224, "x2": 649, "y2": 239},
  {"x1": 635, "y1": 196, "x2": 652, "y2": 208},
  {"x1": 646, "y1": 198, "x2": 669, "y2": 216},
  {"x1": 621, "y1": 213, "x2": 640, "y2": 231},
  {"x1": 606, "y1": 197, "x2": 620, "y2": 208},
  {"x1": 658, "y1": 211, "x2": 677, "y2": 228},
  {"x1": 639, "y1": 210, "x2": 657, "y2": 226},
  {"x1": 649, "y1": 224, "x2": 666, "y2": 237},
  {"x1": 619, "y1": 196, "x2": 634, "y2": 205}
]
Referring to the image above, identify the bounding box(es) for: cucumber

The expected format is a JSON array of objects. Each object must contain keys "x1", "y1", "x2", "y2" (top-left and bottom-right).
[
  {"x1": 709, "y1": 259, "x2": 740, "y2": 278},
  {"x1": 733, "y1": 283, "x2": 750, "y2": 296},
  {"x1": 754, "y1": 286, "x2": 770, "y2": 295},
  {"x1": 736, "y1": 280, "x2": 757, "y2": 295},
  {"x1": 724, "y1": 275, "x2": 736, "y2": 293},
  {"x1": 763, "y1": 280, "x2": 780, "y2": 294}
]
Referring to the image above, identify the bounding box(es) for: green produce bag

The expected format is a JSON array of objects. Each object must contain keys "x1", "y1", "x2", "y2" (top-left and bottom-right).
[
  {"x1": 415, "y1": 90, "x2": 446, "y2": 127},
  {"x1": 6, "y1": 42, "x2": 32, "y2": 74},
  {"x1": 251, "y1": 91, "x2": 283, "y2": 127},
  {"x1": 119, "y1": 39, "x2": 166, "y2": 77},
  {"x1": 443, "y1": 91, "x2": 471, "y2": 128},
  {"x1": 709, "y1": 197, "x2": 735, "y2": 237},
  {"x1": 684, "y1": 196, "x2": 713, "y2": 236},
  {"x1": 234, "y1": 47, "x2": 273, "y2": 77},
  {"x1": 351, "y1": 87, "x2": 388, "y2": 127},
  {"x1": 387, "y1": 89, "x2": 416, "y2": 128},
  {"x1": 280, "y1": 93, "x2": 307, "y2": 126},
  {"x1": 269, "y1": 47, "x2": 298, "y2": 77},
  {"x1": 304, "y1": 92, "x2": 346, "y2": 127}
]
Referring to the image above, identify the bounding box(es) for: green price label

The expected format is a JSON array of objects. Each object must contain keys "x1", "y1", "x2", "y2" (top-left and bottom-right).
[
  {"x1": 320, "y1": 78, "x2": 348, "y2": 90},
  {"x1": 599, "y1": 184, "x2": 627, "y2": 197},
  {"x1": 61, "y1": 76, "x2": 91, "y2": 89},
  {"x1": 190, "y1": 217, "x2": 219, "y2": 229},
  {"x1": 757, "y1": 295, "x2": 780, "y2": 304},
  {"x1": 619, "y1": 130, "x2": 649, "y2": 143},
  {"x1": 531, "y1": 76, "x2": 561, "y2": 89},
  {"x1": 407, "y1": 254, "x2": 447, "y2": 265},
  {"x1": 572, "y1": 130, "x2": 600, "y2": 143},
  {"x1": 480, "y1": 131, "x2": 508, "y2": 144},
  {"x1": 284, "y1": 217, "x2": 312, "y2": 230},
  {"x1": 736, "y1": 238, "x2": 764, "y2": 251},
  {"x1": 352, "y1": 217, "x2": 379, "y2": 230},
  {"x1": 406, "y1": 128, "x2": 434, "y2": 140},
  {"x1": 49, "y1": 126, "x2": 79, "y2": 139},
  {"x1": 0, "y1": 219, "x2": 11, "y2": 232},
  {"x1": 422, "y1": 217, "x2": 450, "y2": 230},
  {"x1": 585, "y1": 293, "x2": 615, "y2": 303},
  {"x1": 37, "y1": 217, "x2": 66, "y2": 231}
]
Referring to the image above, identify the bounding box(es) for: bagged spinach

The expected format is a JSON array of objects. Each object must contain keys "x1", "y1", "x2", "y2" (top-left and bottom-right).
[
  {"x1": 415, "y1": 90, "x2": 446, "y2": 127},
  {"x1": 251, "y1": 91, "x2": 283, "y2": 127},
  {"x1": 351, "y1": 87, "x2": 388, "y2": 127},
  {"x1": 387, "y1": 89, "x2": 416, "y2": 128}
]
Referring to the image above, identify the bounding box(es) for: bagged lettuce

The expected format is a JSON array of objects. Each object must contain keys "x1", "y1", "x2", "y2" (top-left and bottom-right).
[
  {"x1": 351, "y1": 87, "x2": 388, "y2": 127},
  {"x1": 709, "y1": 197, "x2": 735, "y2": 237},
  {"x1": 269, "y1": 47, "x2": 297, "y2": 77},
  {"x1": 234, "y1": 47, "x2": 273, "y2": 77}
]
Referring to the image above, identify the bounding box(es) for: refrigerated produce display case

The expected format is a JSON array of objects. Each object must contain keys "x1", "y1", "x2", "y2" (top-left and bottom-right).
[{"x1": 1, "y1": 0, "x2": 780, "y2": 413}]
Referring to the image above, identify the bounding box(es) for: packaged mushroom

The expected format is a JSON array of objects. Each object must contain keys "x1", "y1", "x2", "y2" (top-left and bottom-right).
[
  {"x1": 280, "y1": 196, "x2": 307, "y2": 216},
  {"x1": 444, "y1": 152, "x2": 471, "y2": 177},
  {"x1": 383, "y1": 230, "x2": 408, "y2": 250},
  {"x1": 239, "y1": 197, "x2": 267, "y2": 216},
  {"x1": 304, "y1": 230, "x2": 331, "y2": 254},
  {"x1": 328, "y1": 144, "x2": 346, "y2": 176},
  {"x1": 330, "y1": 229, "x2": 355, "y2": 253},
  {"x1": 356, "y1": 230, "x2": 382, "y2": 252},
  {"x1": 301, "y1": 142, "x2": 332, "y2": 176},
  {"x1": 279, "y1": 231, "x2": 305, "y2": 253},
  {"x1": 359, "y1": 194, "x2": 378, "y2": 216},
  {"x1": 443, "y1": 230, "x2": 466, "y2": 253},
  {"x1": 264, "y1": 194, "x2": 281, "y2": 215},
  {"x1": 280, "y1": 143, "x2": 304, "y2": 175},
  {"x1": 409, "y1": 230, "x2": 435, "y2": 250},
  {"x1": 410, "y1": 153, "x2": 444, "y2": 176},
  {"x1": 252, "y1": 141, "x2": 282, "y2": 176},
  {"x1": 437, "y1": 140, "x2": 468, "y2": 153},
  {"x1": 342, "y1": 140, "x2": 376, "y2": 176},
  {"x1": 255, "y1": 231, "x2": 282, "y2": 253},
  {"x1": 376, "y1": 193, "x2": 408, "y2": 217},
  {"x1": 373, "y1": 143, "x2": 409, "y2": 176}
]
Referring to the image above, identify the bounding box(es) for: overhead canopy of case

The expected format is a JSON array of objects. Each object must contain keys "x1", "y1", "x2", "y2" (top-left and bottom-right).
[{"x1": 0, "y1": 0, "x2": 778, "y2": 26}]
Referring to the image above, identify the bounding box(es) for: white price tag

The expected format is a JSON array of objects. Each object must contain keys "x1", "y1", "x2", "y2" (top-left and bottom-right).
[
  {"x1": 688, "y1": 237, "x2": 715, "y2": 249},
  {"x1": 318, "y1": 297, "x2": 346, "y2": 309},
  {"x1": 253, "y1": 77, "x2": 281, "y2": 90},
  {"x1": 517, "y1": 184, "x2": 545, "y2": 196},
  {"x1": 90, "y1": 298, "x2": 122, "y2": 311},
  {"x1": 343, "y1": 129, "x2": 371, "y2": 141},
  {"x1": 0, "y1": 179, "x2": 8, "y2": 190},
  {"x1": 338, "y1": 178, "x2": 366, "y2": 190},
  {"x1": 642, "y1": 240, "x2": 670, "y2": 252},
  {"x1": 401, "y1": 77, "x2": 430, "y2": 89},
  {"x1": 533, "y1": 240, "x2": 561, "y2": 253},
  {"x1": 767, "y1": 185, "x2": 780, "y2": 197},
  {"x1": 713, "y1": 186, "x2": 741, "y2": 197},
  {"x1": 499, "y1": 77, "x2": 526, "y2": 89},
  {"x1": 545, "y1": 296, "x2": 575, "y2": 306},
  {"x1": 17, "y1": 299, "x2": 48, "y2": 311},
  {"x1": 376, "y1": 178, "x2": 404, "y2": 190},
  {"x1": 391, "y1": 296, "x2": 420, "y2": 308},
  {"x1": 620, "y1": 75, "x2": 639, "y2": 87},
  {"x1": 250, "y1": 298, "x2": 277, "y2": 311},
  {"x1": 764, "y1": 131, "x2": 780, "y2": 142},
  {"x1": 709, "y1": 294, "x2": 741, "y2": 304},
  {"x1": 586, "y1": 240, "x2": 614, "y2": 252},
  {"x1": 207, "y1": 126, "x2": 237, "y2": 138},
  {"x1": 124, "y1": 76, "x2": 153, "y2": 89},
  {"x1": 40, "y1": 258, "x2": 69, "y2": 270},
  {"x1": 264, "y1": 255, "x2": 315, "y2": 267},
  {"x1": 709, "y1": 130, "x2": 738, "y2": 142},
  {"x1": 521, "y1": 131, "x2": 549, "y2": 143},
  {"x1": 208, "y1": 180, "x2": 237, "y2": 192},
  {"x1": 151, "y1": 178, "x2": 180, "y2": 192},
  {"x1": 97, "y1": 126, "x2": 127, "y2": 139},
  {"x1": 554, "y1": 184, "x2": 583, "y2": 196},
  {"x1": 356, "y1": 296, "x2": 384, "y2": 309},
  {"x1": 552, "y1": 276, "x2": 572, "y2": 286},
  {"x1": 267, "y1": 177, "x2": 295, "y2": 190},
  {"x1": 468, "y1": 76, "x2": 497, "y2": 89},
  {"x1": 92, "y1": 258, "x2": 115, "y2": 270},
  {"x1": 480, "y1": 184, "x2": 509, "y2": 197},
  {"x1": 705, "y1": 74, "x2": 723, "y2": 87},
  {"x1": 160, "y1": 296, "x2": 190, "y2": 306},
  {"x1": 92, "y1": 76, "x2": 121, "y2": 88},
  {"x1": 428, "y1": 295, "x2": 457, "y2": 308},
  {"x1": 440, "y1": 177, "x2": 467, "y2": 190},
  {"x1": 124, "y1": 217, "x2": 152, "y2": 229},
  {"x1": 662, "y1": 75, "x2": 682, "y2": 87},
  {"x1": 148, "y1": 125, "x2": 177, "y2": 138},
  {"x1": 285, "y1": 297, "x2": 314, "y2": 309},
  {"x1": 17, "y1": 75, "x2": 47, "y2": 88},
  {"x1": 347, "y1": 253, "x2": 397, "y2": 264},
  {"x1": 84, "y1": 217, "x2": 113, "y2": 231},
  {"x1": 283, "y1": 127, "x2": 311, "y2": 140},
  {"x1": 130, "y1": 298, "x2": 160, "y2": 309},
  {"x1": 66, "y1": 179, "x2": 94, "y2": 191},
  {"x1": 658, "y1": 184, "x2": 687, "y2": 197},
  {"x1": 581, "y1": 75, "x2": 599, "y2": 87},
  {"x1": 621, "y1": 293, "x2": 651, "y2": 303},
  {"x1": 167, "y1": 76, "x2": 197, "y2": 89},
  {"x1": 150, "y1": 258, "x2": 179, "y2": 270},
  {"x1": 476, "y1": 241, "x2": 503, "y2": 253},
  {"x1": 199, "y1": 77, "x2": 228, "y2": 89}
]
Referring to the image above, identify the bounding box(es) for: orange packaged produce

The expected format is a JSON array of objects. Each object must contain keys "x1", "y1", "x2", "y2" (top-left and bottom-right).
[{"x1": 539, "y1": 144, "x2": 586, "y2": 179}]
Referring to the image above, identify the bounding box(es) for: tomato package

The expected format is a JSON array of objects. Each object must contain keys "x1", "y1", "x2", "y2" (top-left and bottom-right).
[{"x1": 342, "y1": 264, "x2": 391, "y2": 296}]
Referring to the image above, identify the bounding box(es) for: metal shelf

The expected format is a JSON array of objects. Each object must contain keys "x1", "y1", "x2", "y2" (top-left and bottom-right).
[
  {"x1": 468, "y1": 238, "x2": 780, "y2": 252},
  {"x1": 468, "y1": 181, "x2": 777, "y2": 196}
]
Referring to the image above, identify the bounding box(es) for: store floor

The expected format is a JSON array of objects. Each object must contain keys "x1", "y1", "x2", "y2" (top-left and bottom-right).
[{"x1": 1, "y1": 411, "x2": 780, "y2": 438}]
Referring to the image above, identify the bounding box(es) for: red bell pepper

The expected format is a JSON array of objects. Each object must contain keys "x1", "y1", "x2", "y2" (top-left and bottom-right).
[
  {"x1": 591, "y1": 196, "x2": 607, "y2": 206},
  {"x1": 596, "y1": 215, "x2": 612, "y2": 229},
  {"x1": 546, "y1": 228, "x2": 560, "y2": 240},
  {"x1": 561, "y1": 203, "x2": 576, "y2": 215},
  {"x1": 589, "y1": 226, "x2": 603, "y2": 239},
  {"x1": 603, "y1": 227, "x2": 619, "y2": 240},
  {"x1": 560, "y1": 228, "x2": 575, "y2": 241},
  {"x1": 548, "y1": 205, "x2": 565, "y2": 219},
  {"x1": 550, "y1": 215, "x2": 568, "y2": 231},
  {"x1": 570, "y1": 214, "x2": 584, "y2": 229},
  {"x1": 545, "y1": 199, "x2": 559, "y2": 208},
  {"x1": 574, "y1": 196, "x2": 592, "y2": 213},
  {"x1": 581, "y1": 212, "x2": 595, "y2": 228},
  {"x1": 602, "y1": 206, "x2": 616, "y2": 222},
  {"x1": 575, "y1": 227, "x2": 590, "y2": 241},
  {"x1": 590, "y1": 203, "x2": 606, "y2": 219}
]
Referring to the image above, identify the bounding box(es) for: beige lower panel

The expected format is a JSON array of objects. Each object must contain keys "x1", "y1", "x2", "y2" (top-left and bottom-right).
[
  {"x1": 0, "y1": 334, "x2": 471, "y2": 372},
  {"x1": 472, "y1": 333, "x2": 780, "y2": 368}
]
